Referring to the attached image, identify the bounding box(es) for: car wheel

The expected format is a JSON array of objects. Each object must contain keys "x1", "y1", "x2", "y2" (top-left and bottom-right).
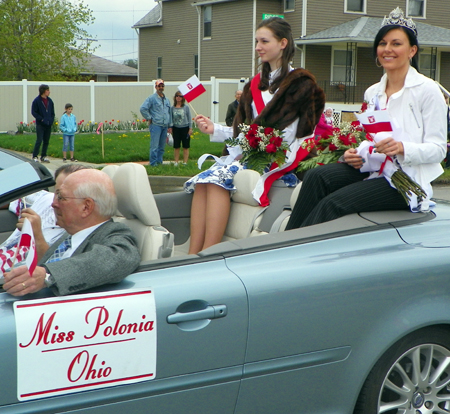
[{"x1": 354, "y1": 327, "x2": 450, "y2": 413}]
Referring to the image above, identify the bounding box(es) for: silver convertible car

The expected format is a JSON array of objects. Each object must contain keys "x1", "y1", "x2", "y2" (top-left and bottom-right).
[{"x1": 1, "y1": 148, "x2": 450, "y2": 414}]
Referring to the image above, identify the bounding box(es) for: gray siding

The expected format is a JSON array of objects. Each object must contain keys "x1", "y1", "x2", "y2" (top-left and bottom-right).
[
  {"x1": 417, "y1": 1, "x2": 450, "y2": 29},
  {"x1": 138, "y1": 1, "x2": 198, "y2": 81},
  {"x1": 200, "y1": 0, "x2": 255, "y2": 79}
]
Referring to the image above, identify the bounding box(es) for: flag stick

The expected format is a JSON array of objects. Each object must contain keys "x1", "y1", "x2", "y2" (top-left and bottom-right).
[
  {"x1": 102, "y1": 124, "x2": 105, "y2": 159},
  {"x1": 187, "y1": 101, "x2": 198, "y2": 117}
]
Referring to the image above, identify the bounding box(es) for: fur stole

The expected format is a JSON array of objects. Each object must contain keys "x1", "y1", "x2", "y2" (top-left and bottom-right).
[{"x1": 233, "y1": 68, "x2": 325, "y2": 139}]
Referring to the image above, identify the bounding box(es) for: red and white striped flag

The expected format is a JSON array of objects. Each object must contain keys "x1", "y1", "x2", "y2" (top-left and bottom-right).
[
  {"x1": 16, "y1": 218, "x2": 37, "y2": 276},
  {"x1": 178, "y1": 75, "x2": 206, "y2": 103},
  {"x1": 355, "y1": 110, "x2": 392, "y2": 134}
]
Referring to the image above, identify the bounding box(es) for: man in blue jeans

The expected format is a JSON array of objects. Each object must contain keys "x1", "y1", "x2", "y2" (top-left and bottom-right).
[
  {"x1": 31, "y1": 84, "x2": 55, "y2": 163},
  {"x1": 140, "y1": 79, "x2": 173, "y2": 166}
]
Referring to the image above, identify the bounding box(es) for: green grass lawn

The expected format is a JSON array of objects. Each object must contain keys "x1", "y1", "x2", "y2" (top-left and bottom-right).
[{"x1": 0, "y1": 129, "x2": 225, "y2": 176}]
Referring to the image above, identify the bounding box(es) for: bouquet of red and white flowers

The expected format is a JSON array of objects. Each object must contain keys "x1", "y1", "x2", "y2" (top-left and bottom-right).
[
  {"x1": 225, "y1": 123, "x2": 290, "y2": 174},
  {"x1": 297, "y1": 121, "x2": 369, "y2": 173}
]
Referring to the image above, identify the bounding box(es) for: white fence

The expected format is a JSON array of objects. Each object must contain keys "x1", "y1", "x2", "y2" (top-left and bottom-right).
[{"x1": 0, "y1": 78, "x2": 248, "y2": 133}]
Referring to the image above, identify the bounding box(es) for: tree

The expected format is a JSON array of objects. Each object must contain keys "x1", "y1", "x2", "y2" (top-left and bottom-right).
[
  {"x1": 123, "y1": 59, "x2": 138, "y2": 69},
  {"x1": 0, "y1": 0, "x2": 96, "y2": 81}
]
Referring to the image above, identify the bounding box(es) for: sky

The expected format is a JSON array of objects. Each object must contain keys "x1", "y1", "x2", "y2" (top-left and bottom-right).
[{"x1": 80, "y1": 0, "x2": 156, "y2": 64}]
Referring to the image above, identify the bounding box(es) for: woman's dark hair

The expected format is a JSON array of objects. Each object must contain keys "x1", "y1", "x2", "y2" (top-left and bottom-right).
[
  {"x1": 373, "y1": 25, "x2": 419, "y2": 71},
  {"x1": 39, "y1": 84, "x2": 49, "y2": 95},
  {"x1": 257, "y1": 17, "x2": 295, "y2": 93},
  {"x1": 65, "y1": 103, "x2": 73, "y2": 110},
  {"x1": 173, "y1": 92, "x2": 185, "y2": 106}
]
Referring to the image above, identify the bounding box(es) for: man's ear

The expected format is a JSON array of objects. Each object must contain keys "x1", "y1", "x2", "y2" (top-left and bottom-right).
[{"x1": 81, "y1": 198, "x2": 96, "y2": 217}]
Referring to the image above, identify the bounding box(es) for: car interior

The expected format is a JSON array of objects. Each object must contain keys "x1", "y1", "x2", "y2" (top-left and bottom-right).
[{"x1": 0, "y1": 161, "x2": 435, "y2": 268}]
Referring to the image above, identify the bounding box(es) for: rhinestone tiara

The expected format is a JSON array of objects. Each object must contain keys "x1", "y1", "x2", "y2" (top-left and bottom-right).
[{"x1": 381, "y1": 7, "x2": 417, "y2": 37}]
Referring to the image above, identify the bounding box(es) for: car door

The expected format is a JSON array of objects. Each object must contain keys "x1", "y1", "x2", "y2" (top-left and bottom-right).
[{"x1": 0, "y1": 258, "x2": 248, "y2": 413}]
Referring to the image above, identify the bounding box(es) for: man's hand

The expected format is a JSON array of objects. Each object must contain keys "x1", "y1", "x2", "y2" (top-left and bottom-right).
[
  {"x1": 167, "y1": 128, "x2": 173, "y2": 134},
  {"x1": 3, "y1": 265, "x2": 46, "y2": 296},
  {"x1": 17, "y1": 208, "x2": 41, "y2": 233}
]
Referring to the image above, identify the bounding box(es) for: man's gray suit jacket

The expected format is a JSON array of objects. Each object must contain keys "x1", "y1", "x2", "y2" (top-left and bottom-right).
[{"x1": 40, "y1": 220, "x2": 140, "y2": 296}]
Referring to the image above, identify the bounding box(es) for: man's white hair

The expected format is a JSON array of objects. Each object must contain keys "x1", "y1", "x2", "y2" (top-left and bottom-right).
[{"x1": 73, "y1": 180, "x2": 117, "y2": 218}]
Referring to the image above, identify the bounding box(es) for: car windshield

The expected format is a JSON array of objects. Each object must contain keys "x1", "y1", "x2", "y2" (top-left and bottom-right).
[
  {"x1": 0, "y1": 150, "x2": 54, "y2": 204},
  {"x1": 0, "y1": 152, "x2": 42, "y2": 196}
]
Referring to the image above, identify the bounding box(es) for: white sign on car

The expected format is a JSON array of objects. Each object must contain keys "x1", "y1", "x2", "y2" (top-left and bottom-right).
[{"x1": 14, "y1": 289, "x2": 157, "y2": 401}]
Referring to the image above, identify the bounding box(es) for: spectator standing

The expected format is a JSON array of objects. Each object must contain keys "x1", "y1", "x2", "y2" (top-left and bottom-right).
[
  {"x1": 225, "y1": 90, "x2": 242, "y2": 126},
  {"x1": 31, "y1": 84, "x2": 55, "y2": 163},
  {"x1": 140, "y1": 79, "x2": 173, "y2": 166},
  {"x1": 60, "y1": 103, "x2": 78, "y2": 162},
  {"x1": 171, "y1": 92, "x2": 192, "y2": 166}
]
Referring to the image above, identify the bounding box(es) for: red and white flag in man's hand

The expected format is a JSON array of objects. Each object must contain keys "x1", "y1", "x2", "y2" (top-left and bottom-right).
[
  {"x1": 178, "y1": 75, "x2": 206, "y2": 103},
  {"x1": 16, "y1": 218, "x2": 37, "y2": 276}
]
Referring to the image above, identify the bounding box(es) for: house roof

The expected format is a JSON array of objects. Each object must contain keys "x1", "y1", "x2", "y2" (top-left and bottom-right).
[
  {"x1": 132, "y1": 3, "x2": 161, "y2": 29},
  {"x1": 79, "y1": 54, "x2": 138, "y2": 77},
  {"x1": 296, "y1": 17, "x2": 450, "y2": 49}
]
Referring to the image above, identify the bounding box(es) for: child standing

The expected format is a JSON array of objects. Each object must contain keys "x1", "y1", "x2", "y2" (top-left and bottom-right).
[{"x1": 60, "y1": 103, "x2": 77, "y2": 162}]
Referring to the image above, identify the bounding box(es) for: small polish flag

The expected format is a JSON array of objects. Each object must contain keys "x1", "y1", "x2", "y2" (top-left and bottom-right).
[
  {"x1": 178, "y1": 75, "x2": 206, "y2": 103},
  {"x1": 16, "y1": 218, "x2": 37, "y2": 276},
  {"x1": 356, "y1": 110, "x2": 393, "y2": 134}
]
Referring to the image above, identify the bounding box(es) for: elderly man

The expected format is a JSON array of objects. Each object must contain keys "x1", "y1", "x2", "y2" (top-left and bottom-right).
[
  {"x1": 140, "y1": 79, "x2": 173, "y2": 166},
  {"x1": 3, "y1": 169, "x2": 140, "y2": 296},
  {"x1": 225, "y1": 90, "x2": 242, "y2": 127}
]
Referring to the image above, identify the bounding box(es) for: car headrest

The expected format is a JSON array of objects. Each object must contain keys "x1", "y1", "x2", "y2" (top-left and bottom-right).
[
  {"x1": 113, "y1": 163, "x2": 161, "y2": 226},
  {"x1": 232, "y1": 169, "x2": 261, "y2": 207},
  {"x1": 102, "y1": 164, "x2": 120, "y2": 179}
]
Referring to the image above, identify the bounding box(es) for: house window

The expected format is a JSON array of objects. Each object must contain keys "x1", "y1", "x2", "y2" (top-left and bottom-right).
[
  {"x1": 420, "y1": 53, "x2": 436, "y2": 79},
  {"x1": 345, "y1": 0, "x2": 366, "y2": 13},
  {"x1": 284, "y1": 0, "x2": 295, "y2": 11},
  {"x1": 97, "y1": 75, "x2": 108, "y2": 82},
  {"x1": 203, "y1": 5, "x2": 212, "y2": 38},
  {"x1": 407, "y1": 0, "x2": 426, "y2": 17},
  {"x1": 157, "y1": 57, "x2": 162, "y2": 79},
  {"x1": 332, "y1": 49, "x2": 354, "y2": 84},
  {"x1": 194, "y1": 54, "x2": 199, "y2": 77}
]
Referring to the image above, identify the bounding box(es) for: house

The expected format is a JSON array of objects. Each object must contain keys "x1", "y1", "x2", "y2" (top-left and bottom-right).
[
  {"x1": 78, "y1": 54, "x2": 138, "y2": 82},
  {"x1": 133, "y1": 0, "x2": 450, "y2": 103}
]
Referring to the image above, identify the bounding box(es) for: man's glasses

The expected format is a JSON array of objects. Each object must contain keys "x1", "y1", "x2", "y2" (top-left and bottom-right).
[
  {"x1": 176, "y1": 95, "x2": 183, "y2": 98},
  {"x1": 55, "y1": 191, "x2": 94, "y2": 203}
]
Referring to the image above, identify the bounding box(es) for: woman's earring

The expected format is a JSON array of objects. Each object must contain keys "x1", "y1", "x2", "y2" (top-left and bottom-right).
[{"x1": 375, "y1": 57, "x2": 383, "y2": 68}]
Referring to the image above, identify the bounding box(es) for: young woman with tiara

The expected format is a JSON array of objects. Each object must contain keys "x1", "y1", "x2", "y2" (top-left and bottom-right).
[
  {"x1": 185, "y1": 17, "x2": 325, "y2": 254},
  {"x1": 286, "y1": 7, "x2": 447, "y2": 230}
]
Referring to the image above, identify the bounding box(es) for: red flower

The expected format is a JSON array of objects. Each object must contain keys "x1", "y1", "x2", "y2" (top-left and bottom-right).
[
  {"x1": 81, "y1": 120, "x2": 85, "y2": 123},
  {"x1": 20, "y1": 121, "x2": 23, "y2": 124},
  {"x1": 339, "y1": 134, "x2": 356, "y2": 146},
  {"x1": 329, "y1": 143, "x2": 338, "y2": 151},
  {"x1": 264, "y1": 127, "x2": 274, "y2": 136},
  {"x1": 269, "y1": 136, "x2": 283, "y2": 147},
  {"x1": 351, "y1": 121, "x2": 362, "y2": 130},
  {"x1": 266, "y1": 143, "x2": 277, "y2": 153},
  {"x1": 247, "y1": 135, "x2": 260, "y2": 149},
  {"x1": 360, "y1": 101, "x2": 368, "y2": 112},
  {"x1": 249, "y1": 123, "x2": 258, "y2": 132}
]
